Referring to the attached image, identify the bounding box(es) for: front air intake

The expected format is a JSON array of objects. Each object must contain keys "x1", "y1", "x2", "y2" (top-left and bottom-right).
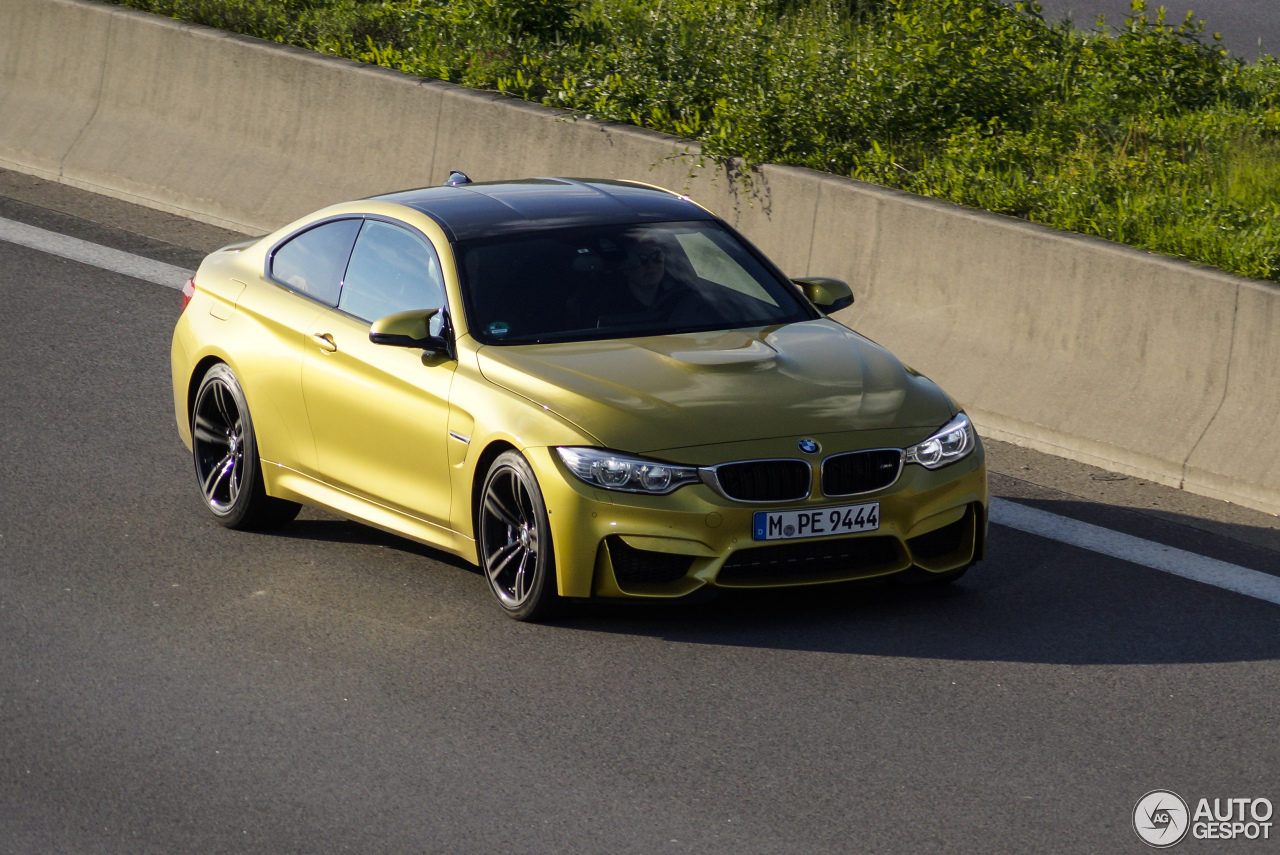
[
  {"x1": 607, "y1": 537, "x2": 694, "y2": 587},
  {"x1": 717, "y1": 536, "x2": 904, "y2": 586}
]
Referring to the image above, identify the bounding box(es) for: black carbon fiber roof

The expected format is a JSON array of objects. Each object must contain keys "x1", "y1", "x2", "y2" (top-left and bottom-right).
[{"x1": 372, "y1": 178, "x2": 715, "y2": 241}]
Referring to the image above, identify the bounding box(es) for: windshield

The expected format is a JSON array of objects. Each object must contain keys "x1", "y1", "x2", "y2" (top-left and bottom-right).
[{"x1": 456, "y1": 220, "x2": 815, "y2": 344}]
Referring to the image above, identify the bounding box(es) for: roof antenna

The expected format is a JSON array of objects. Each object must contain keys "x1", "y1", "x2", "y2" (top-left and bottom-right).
[{"x1": 445, "y1": 170, "x2": 472, "y2": 187}]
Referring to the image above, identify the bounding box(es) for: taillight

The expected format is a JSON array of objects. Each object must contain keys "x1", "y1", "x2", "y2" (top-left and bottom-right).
[{"x1": 179, "y1": 277, "x2": 196, "y2": 314}]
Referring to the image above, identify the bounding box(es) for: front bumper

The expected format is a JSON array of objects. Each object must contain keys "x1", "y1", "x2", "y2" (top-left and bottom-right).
[{"x1": 529, "y1": 431, "x2": 988, "y2": 599}]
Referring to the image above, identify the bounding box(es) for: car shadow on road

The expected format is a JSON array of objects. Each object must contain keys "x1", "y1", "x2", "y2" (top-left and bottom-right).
[
  {"x1": 248, "y1": 498, "x2": 1280, "y2": 666},
  {"x1": 259, "y1": 515, "x2": 481, "y2": 575},
  {"x1": 555, "y1": 500, "x2": 1280, "y2": 666}
]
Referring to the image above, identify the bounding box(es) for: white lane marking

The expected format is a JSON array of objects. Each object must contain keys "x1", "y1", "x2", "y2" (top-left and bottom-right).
[
  {"x1": 989, "y1": 497, "x2": 1280, "y2": 606},
  {"x1": 0, "y1": 215, "x2": 194, "y2": 289}
]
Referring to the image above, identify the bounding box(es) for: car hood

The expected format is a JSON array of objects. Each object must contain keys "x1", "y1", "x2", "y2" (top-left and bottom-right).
[{"x1": 476, "y1": 320, "x2": 956, "y2": 453}]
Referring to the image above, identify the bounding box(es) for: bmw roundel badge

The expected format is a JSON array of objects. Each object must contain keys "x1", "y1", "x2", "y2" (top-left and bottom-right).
[{"x1": 797, "y1": 439, "x2": 820, "y2": 454}]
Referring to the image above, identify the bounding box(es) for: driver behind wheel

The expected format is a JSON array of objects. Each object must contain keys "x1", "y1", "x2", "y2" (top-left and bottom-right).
[{"x1": 621, "y1": 237, "x2": 675, "y2": 309}]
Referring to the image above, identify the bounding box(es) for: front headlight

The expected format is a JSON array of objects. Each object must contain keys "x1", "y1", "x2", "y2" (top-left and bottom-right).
[
  {"x1": 903, "y1": 413, "x2": 976, "y2": 470},
  {"x1": 556, "y1": 447, "x2": 701, "y2": 495}
]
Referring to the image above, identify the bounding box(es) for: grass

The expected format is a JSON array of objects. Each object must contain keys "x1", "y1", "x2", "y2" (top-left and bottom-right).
[{"x1": 110, "y1": 0, "x2": 1280, "y2": 281}]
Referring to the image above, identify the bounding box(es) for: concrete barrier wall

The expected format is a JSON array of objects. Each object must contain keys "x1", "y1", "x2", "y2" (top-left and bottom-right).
[
  {"x1": 0, "y1": 0, "x2": 110, "y2": 181},
  {"x1": 3, "y1": 0, "x2": 1278, "y2": 514},
  {"x1": 1184, "y1": 281, "x2": 1280, "y2": 514}
]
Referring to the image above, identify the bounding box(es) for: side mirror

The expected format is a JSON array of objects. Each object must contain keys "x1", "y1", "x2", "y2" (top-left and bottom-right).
[
  {"x1": 370, "y1": 308, "x2": 448, "y2": 353},
  {"x1": 793, "y1": 277, "x2": 854, "y2": 313}
]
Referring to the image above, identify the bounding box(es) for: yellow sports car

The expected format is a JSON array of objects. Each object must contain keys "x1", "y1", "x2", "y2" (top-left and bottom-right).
[{"x1": 172, "y1": 176, "x2": 986, "y2": 620}]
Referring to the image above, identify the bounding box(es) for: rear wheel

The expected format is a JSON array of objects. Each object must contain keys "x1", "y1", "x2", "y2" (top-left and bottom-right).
[
  {"x1": 191, "y1": 363, "x2": 300, "y2": 530},
  {"x1": 478, "y1": 451, "x2": 559, "y2": 621}
]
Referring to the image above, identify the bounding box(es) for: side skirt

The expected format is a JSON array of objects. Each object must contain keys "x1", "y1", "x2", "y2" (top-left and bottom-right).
[{"x1": 263, "y1": 461, "x2": 479, "y2": 565}]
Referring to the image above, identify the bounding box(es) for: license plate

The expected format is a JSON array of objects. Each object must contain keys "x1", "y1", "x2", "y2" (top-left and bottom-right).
[{"x1": 753, "y1": 502, "x2": 880, "y2": 541}]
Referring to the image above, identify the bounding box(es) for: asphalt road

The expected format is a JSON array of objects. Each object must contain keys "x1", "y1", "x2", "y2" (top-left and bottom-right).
[
  {"x1": 1032, "y1": 0, "x2": 1277, "y2": 59},
  {"x1": 2, "y1": 170, "x2": 1279, "y2": 854}
]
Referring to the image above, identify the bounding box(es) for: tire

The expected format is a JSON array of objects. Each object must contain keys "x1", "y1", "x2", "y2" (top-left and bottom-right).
[
  {"x1": 892, "y1": 563, "x2": 970, "y2": 587},
  {"x1": 191, "y1": 363, "x2": 300, "y2": 530},
  {"x1": 478, "y1": 451, "x2": 560, "y2": 621}
]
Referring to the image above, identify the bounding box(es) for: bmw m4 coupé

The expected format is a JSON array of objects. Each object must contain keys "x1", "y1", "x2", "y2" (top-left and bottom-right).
[{"x1": 172, "y1": 176, "x2": 986, "y2": 620}]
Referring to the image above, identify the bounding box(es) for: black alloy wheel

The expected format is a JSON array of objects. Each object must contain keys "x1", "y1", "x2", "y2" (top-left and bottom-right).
[
  {"x1": 191, "y1": 363, "x2": 300, "y2": 529},
  {"x1": 478, "y1": 451, "x2": 559, "y2": 621}
]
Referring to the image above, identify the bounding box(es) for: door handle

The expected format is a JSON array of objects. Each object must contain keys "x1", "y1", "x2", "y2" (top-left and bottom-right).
[{"x1": 312, "y1": 332, "x2": 337, "y2": 353}]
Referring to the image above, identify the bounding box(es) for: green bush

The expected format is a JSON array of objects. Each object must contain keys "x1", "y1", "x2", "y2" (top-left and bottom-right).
[{"x1": 113, "y1": 0, "x2": 1280, "y2": 281}]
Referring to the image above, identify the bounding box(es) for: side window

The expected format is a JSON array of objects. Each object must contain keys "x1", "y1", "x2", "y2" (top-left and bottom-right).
[
  {"x1": 339, "y1": 220, "x2": 446, "y2": 332},
  {"x1": 270, "y1": 219, "x2": 362, "y2": 305}
]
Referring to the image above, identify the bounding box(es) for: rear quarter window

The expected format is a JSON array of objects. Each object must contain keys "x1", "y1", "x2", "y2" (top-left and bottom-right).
[{"x1": 269, "y1": 219, "x2": 362, "y2": 305}]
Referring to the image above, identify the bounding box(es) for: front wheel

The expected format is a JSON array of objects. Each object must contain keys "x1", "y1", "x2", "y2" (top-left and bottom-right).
[
  {"x1": 191, "y1": 363, "x2": 300, "y2": 530},
  {"x1": 478, "y1": 451, "x2": 559, "y2": 621}
]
